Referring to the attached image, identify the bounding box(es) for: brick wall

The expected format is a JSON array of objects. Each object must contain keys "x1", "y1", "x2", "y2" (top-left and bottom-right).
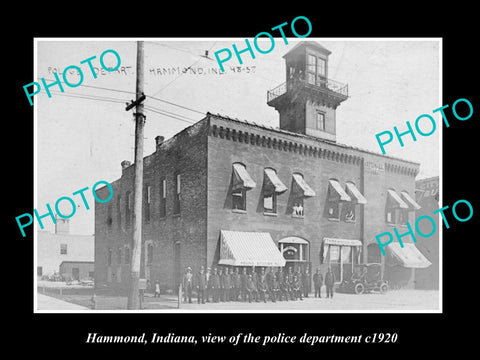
[{"x1": 95, "y1": 120, "x2": 208, "y2": 292}]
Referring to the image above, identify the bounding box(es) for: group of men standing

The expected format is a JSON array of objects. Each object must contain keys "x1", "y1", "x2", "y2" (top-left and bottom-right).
[{"x1": 181, "y1": 265, "x2": 336, "y2": 304}]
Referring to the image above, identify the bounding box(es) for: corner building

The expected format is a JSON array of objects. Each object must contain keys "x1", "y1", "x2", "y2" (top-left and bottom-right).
[{"x1": 95, "y1": 42, "x2": 428, "y2": 293}]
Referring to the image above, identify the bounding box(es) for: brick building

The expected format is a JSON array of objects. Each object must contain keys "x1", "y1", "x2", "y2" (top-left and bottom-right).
[
  {"x1": 94, "y1": 41, "x2": 431, "y2": 293},
  {"x1": 414, "y1": 176, "x2": 440, "y2": 289}
]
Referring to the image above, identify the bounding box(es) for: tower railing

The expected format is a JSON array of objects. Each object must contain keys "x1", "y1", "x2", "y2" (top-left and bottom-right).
[{"x1": 267, "y1": 77, "x2": 348, "y2": 103}]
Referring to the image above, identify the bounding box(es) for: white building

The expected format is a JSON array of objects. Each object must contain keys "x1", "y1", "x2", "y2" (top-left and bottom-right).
[{"x1": 37, "y1": 218, "x2": 94, "y2": 280}]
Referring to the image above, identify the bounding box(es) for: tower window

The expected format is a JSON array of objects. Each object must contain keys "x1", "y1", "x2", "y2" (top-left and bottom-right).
[
  {"x1": 307, "y1": 53, "x2": 327, "y2": 86},
  {"x1": 316, "y1": 111, "x2": 325, "y2": 131}
]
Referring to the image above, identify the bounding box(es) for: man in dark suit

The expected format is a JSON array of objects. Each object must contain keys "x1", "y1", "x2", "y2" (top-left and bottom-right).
[
  {"x1": 325, "y1": 267, "x2": 335, "y2": 298},
  {"x1": 221, "y1": 267, "x2": 232, "y2": 302},
  {"x1": 195, "y1": 266, "x2": 206, "y2": 304},
  {"x1": 240, "y1": 267, "x2": 248, "y2": 302},
  {"x1": 232, "y1": 267, "x2": 241, "y2": 301},
  {"x1": 209, "y1": 267, "x2": 220, "y2": 303},
  {"x1": 182, "y1": 266, "x2": 194, "y2": 303},
  {"x1": 246, "y1": 274, "x2": 259, "y2": 303},
  {"x1": 313, "y1": 268, "x2": 323, "y2": 298}
]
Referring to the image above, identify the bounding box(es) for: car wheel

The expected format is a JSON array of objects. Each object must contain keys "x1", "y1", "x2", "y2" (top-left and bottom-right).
[
  {"x1": 380, "y1": 283, "x2": 388, "y2": 294},
  {"x1": 354, "y1": 283, "x2": 364, "y2": 295}
]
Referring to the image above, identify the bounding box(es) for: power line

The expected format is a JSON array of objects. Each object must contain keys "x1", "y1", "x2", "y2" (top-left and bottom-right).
[
  {"x1": 40, "y1": 90, "x2": 128, "y2": 105},
  {"x1": 38, "y1": 78, "x2": 136, "y2": 95},
  {"x1": 146, "y1": 94, "x2": 205, "y2": 115},
  {"x1": 150, "y1": 41, "x2": 217, "y2": 97},
  {"x1": 144, "y1": 105, "x2": 199, "y2": 124}
]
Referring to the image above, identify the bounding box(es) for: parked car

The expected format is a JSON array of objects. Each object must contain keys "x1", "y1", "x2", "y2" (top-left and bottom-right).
[{"x1": 339, "y1": 263, "x2": 388, "y2": 294}]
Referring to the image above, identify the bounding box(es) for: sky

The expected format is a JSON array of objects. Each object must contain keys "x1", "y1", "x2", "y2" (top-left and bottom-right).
[{"x1": 34, "y1": 38, "x2": 441, "y2": 235}]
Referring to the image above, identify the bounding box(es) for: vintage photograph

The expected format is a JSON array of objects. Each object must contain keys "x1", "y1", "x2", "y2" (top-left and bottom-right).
[{"x1": 34, "y1": 38, "x2": 441, "y2": 312}]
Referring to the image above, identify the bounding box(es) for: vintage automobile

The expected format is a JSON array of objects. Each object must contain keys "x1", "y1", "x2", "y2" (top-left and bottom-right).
[{"x1": 338, "y1": 263, "x2": 388, "y2": 294}]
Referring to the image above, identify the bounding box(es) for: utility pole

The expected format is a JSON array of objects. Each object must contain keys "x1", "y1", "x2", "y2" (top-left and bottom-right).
[{"x1": 127, "y1": 41, "x2": 146, "y2": 310}]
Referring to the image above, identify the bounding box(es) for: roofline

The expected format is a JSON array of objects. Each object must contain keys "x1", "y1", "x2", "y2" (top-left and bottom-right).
[{"x1": 206, "y1": 112, "x2": 420, "y2": 167}]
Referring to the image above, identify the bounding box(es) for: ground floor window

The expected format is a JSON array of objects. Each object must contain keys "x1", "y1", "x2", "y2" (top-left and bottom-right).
[{"x1": 324, "y1": 244, "x2": 360, "y2": 283}]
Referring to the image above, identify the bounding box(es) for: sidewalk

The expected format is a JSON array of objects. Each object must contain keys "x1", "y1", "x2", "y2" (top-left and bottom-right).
[{"x1": 37, "y1": 293, "x2": 91, "y2": 311}]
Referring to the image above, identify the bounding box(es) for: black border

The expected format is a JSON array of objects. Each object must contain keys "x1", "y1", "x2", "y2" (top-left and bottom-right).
[{"x1": 8, "y1": 7, "x2": 477, "y2": 355}]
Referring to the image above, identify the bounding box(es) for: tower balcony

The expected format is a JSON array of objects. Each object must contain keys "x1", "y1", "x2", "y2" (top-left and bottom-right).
[{"x1": 267, "y1": 76, "x2": 349, "y2": 106}]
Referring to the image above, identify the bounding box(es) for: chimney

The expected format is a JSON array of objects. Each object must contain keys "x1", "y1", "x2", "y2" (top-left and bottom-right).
[
  {"x1": 55, "y1": 216, "x2": 70, "y2": 235},
  {"x1": 155, "y1": 135, "x2": 165, "y2": 150},
  {"x1": 121, "y1": 160, "x2": 131, "y2": 171}
]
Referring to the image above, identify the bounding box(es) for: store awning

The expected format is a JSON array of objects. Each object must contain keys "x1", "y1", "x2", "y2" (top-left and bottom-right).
[
  {"x1": 401, "y1": 191, "x2": 421, "y2": 210},
  {"x1": 387, "y1": 243, "x2": 432, "y2": 268},
  {"x1": 387, "y1": 189, "x2": 409, "y2": 209},
  {"x1": 345, "y1": 182, "x2": 367, "y2": 204},
  {"x1": 232, "y1": 163, "x2": 256, "y2": 191},
  {"x1": 218, "y1": 230, "x2": 286, "y2": 267},
  {"x1": 264, "y1": 168, "x2": 287, "y2": 194},
  {"x1": 292, "y1": 173, "x2": 316, "y2": 197},
  {"x1": 328, "y1": 179, "x2": 351, "y2": 202},
  {"x1": 324, "y1": 238, "x2": 362, "y2": 247}
]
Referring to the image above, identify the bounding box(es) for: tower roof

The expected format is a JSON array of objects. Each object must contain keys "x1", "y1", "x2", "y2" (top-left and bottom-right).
[{"x1": 283, "y1": 41, "x2": 332, "y2": 59}]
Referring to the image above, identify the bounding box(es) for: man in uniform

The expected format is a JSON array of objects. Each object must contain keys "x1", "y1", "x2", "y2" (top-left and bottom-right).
[
  {"x1": 276, "y1": 267, "x2": 285, "y2": 301},
  {"x1": 195, "y1": 266, "x2": 206, "y2": 304},
  {"x1": 246, "y1": 274, "x2": 259, "y2": 303},
  {"x1": 293, "y1": 274, "x2": 303, "y2": 300},
  {"x1": 266, "y1": 268, "x2": 275, "y2": 303},
  {"x1": 205, "y1": 267, "x2": 211, "y2": 302},
  {"x1": 182, "y1": 266, "x2": 194, "y2": 303},
  {"x1": 313, "y1": 268, "x2": 323, "y2": 298},
  {"x1": 257, "y1": 268, "x2": 268, "y2": 303},
  {"x1": 209, "y1": 267, "x2": 220, "y2": 303},
  {"x1": 240, "y1": 267, "x2": 248, "y2": 302},
  {"x1": 302, "y1": 267, "x2": 311, "y2": 298},
  {"x1": 232, "y1": 267, "x2": 241, "y2": 301},
  {"x1": 287, "y1": 267, "x2": 295, "y2": 300},
  {"x1": 222, "y1": 267, "x2": 232, "y2": 302},
  {"x1": 218, "y1": 267, "x2": 225, "y2": 302},
  {"x1": 325, "y1": 267, "x2": 335, "y2": 299}
]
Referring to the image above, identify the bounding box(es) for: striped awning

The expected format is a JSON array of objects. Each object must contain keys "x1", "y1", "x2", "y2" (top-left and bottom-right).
[
  {"x1": 345, "y1": 182, "x2": 367, "y2": 204},
  {"x1": 292, "y1": 173, "x2": 315, "y2": 197},
  {"x1": 218, "y1": 230, "x2": 286, "y2": 267},
  {"x1": 401, "y1": 191, "x2": 421, "y2": 210},
  {"x1": 264, "y1": 168, "x2": 287, "y2": 194},
  {"x1": 387, "y1": 189, "x2": 409, "y2": 209},
  {"x1": 328, "y1": 179, "x2": 351, "y2": 202},
  {"x1": 232, "y1": 163, "x2": 256, "y2": 190},
  {"x1": 387, "y1": 242, "x2": 431, "y2": 268}
]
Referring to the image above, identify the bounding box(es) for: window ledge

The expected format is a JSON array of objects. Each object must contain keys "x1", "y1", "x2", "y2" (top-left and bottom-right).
[
  {"x1": 345, "y1": 219, "x2": 356, "y2": 223},
  {"x1": 263, "y1": 212, "x2": 277, "y2": 217},
  {"x1": 172, "y1": 213, "x2": 181, "y2": 218},
  {"x1": 232, "y1": 209, "x2": 247, "y2": 214},
  {"x1": 292, "y1": 214, "x2": 305, "y2": 219},
  {"x1": 328, "y1": 217, "x2": 340, "y2": 222}
]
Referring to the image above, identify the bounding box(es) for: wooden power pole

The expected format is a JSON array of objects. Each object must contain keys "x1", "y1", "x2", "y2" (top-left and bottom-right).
[{"x1": 127, "y1": 41, "x2": 146, "y2": 310}]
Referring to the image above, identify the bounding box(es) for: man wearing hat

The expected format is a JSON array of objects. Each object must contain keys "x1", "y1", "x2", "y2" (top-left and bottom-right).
[
  {"x1": 195, "y1": 266, "x2": 206, "y2": 304},
  {"x1": 240, "y1": 267, "x2": 248, "y2": 302},
  {"x1": 182, "y1": 266, "x2": 194, "y2": 303},
  {"x1": 205, "y1": 267, "x2": 211, "y2": 302},
  {"x1": 232, "y1": 267, "x2": 241, "y2": 301},
  {"x1": 209, "y1": 267, "x2": 220, "y2": 303}
]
